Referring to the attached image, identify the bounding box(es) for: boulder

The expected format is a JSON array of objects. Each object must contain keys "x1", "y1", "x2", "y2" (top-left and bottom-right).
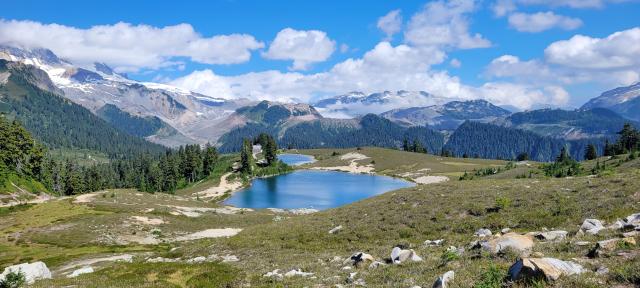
[
  {"x1": 67, "y1": 266, "x2": 94, "y2": 278},
  {"x1": 608, "y1": 219, "x2": 625, "y2": 230},
  {"x1": 432, "y1": 270, "x2": 454, "y2": 288},
  {"x1": 424, "y1": 239, "x2": 445, "y2": 247},
  {"x1": 508, "y1": 258, "x2": 586, "y2": 281},
  {"x1": 590, "y1": 237, "x2": 636, "y2": 257},
  {"x1": 474, "y1": 228, "x2": 492, "y2": 238},
  {"x1": 479, "y1": 233, "x2": 535, "y2": 256},
  {"x1": 580, "y1": 219, "x2": 605, "y2": 235},
  {"x1": 446, "y1": 246, "x2": 465, "y2": 257},
  {"x1": 329, "y1": 225, "x2": 343, "y2": 234},
  {"x1": 263, "y1": 269, "x2": 283, "y2": 279},
  {"x1": 391, "y1": 247, "x2": 423, "y2": 264},
  {"x1": 0, "y1": 262, "x2": 51, "y2": 284},
  {"x1": 343, "y1": 252, "x2": 374, "y2": 267},
  {"x1": 534, "y1": 230, "x2": 568, "y2": 242}
]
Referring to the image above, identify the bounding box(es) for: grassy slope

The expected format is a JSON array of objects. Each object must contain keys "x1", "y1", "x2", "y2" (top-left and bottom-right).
[{"x1": 0, "y1": 149, "x2": 638, "y2": 287}]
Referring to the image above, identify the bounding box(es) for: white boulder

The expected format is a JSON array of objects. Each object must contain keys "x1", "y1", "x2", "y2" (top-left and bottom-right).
[
  {"x1": 391, "y1": 247, "x2": 422, "y2": 264},
  {"x1": 0, "y1": 262, "x2": 51, "y2": 284},
  {"x1": 509, "y1": 258, "x2": 585, "y2": 281},
  {"x1": 474, "y1": 228, "x2": 492, "y2": 238},
  {"x1": 67, "y1": 266, "x2": 94, "y2": 278},
  {"x1": 580, "y1": 219, "x2": 605, "y2": 235},
  {"x1": 432, "y1": 270, "x2": 455, "y2": 288}
]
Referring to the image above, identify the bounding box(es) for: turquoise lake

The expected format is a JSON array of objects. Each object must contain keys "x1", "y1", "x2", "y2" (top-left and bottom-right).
[
  {"x1": 224, "y1": 170, "x2": 414, "y2": 210},
  {"x1": 277, "y1": 153, "x2": 316, "y2": 166}
]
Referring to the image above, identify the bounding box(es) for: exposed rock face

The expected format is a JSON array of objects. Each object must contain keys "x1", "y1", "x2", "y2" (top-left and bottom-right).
[
  {"x1": 0, "y1": 262, "x2": 52, "y2": 284},
  {"x1": 479, "y1": 233, "x2": 535, "y2": 256},
  {"x1": 580, "y1": 219, "x2": 605, "y2": 235},
  {"x1": 590, "y1": 237, "x2": 637, "y2": 257},
  {"x1": 432, "y1": 270, "x2": 455, "y2": 288},
  {"x1": 509, "y1": 258, "x2": 586, "y2": 281},
  {"x1": 391, "y1": 247, "x2": 423, "y2": 264}
]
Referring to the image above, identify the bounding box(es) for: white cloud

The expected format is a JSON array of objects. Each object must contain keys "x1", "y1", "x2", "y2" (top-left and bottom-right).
[
  {"x1": 545, "y1": 27, "x2": 640, "y2": 69},
  {"x1": 377, "y1": 10, "x2": 403, "y2": 40},
  {"x1": 492, "y1": 0, "x2": 518, "y2": 17},
  {"x1": 262, "y1": 28, "x2": 336, "y2": 70},
  {"x1": 404, "y1": 0, "x2": 491, "y2": 49},
  {"x1": 0, "y1": 20, "x2": 264, "y2": 72},
  {"x1": 516, "y1": 0, "x2": 622, "y2": 8},
  {"x1": 508, "y1": 12, "x2": 582, "y2": 32}
]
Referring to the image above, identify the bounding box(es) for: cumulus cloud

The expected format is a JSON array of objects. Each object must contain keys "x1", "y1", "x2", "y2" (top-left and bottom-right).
[
  {"x1": 492, "y1": 0, "x2": 518, "y2": 17},
  {"x1": 0, "y1": 19, "x2": 264, "y2": 72},
  {"x1": 486, "y1": 28, "x2": 640, "y2": 91},
  {"x1": 377, "y1": 10, "x2": 403, "y2": 40},
  {"x1": 262, "y1": 28, "x2": 336, "y2": 70},
  {"x1": 404, "y1": 0, "x2": 491, "y2": 49},
  {"x1": 508, "y1": 12, "x2": 582, "y2": 32},
  {"x1": 545, "y1": 27, "x2": 640, "y2": 69}
]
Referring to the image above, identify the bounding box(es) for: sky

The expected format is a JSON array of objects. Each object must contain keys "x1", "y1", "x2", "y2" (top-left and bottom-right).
[{"x1": 1, "y1": 0, "x2": 639, "y2": 110}]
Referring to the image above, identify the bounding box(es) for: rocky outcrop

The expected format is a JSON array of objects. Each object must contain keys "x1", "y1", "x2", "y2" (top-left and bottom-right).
[
  {"x1": 534, "y1": 230, "x2": 568, "y2": 242},
  {"x1": 589, "y1": 237, "x2": 637, "y2": 257},
  {"x1": 478, "y1": 233, "x2": 535, "y2": 256},
  {"x1": 509, "y1": 258, "x2": 585, "y2": 281},
  {"x1": 0, "y1": 262, "x2": 51, "y2": 284}
]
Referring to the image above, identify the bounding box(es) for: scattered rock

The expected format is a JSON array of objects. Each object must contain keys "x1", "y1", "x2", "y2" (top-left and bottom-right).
[
  {"x1": 0, "y1": 262, "x2": 51, "y2": 284},
  {"x1": 284, "y1": 269, "x2": 314, "y2": 277},
  {"x1": 221, "y1": 255, "x2": 239, "y2": 262},
  {"x1": 573, "y1": 241, "x2": 591, "y2": 247},
  {"x1": 534, "y1": 230, "x2": 568, "y2": 242},
  {"x1": 474, "y1": 228, "x2": 492, "y2": 238},
  {"x1": 424, "y1": 239, "x2": 445, "y2": 247},
  {"x1": 509, "y1": 258, "x2": 586, "y2": 281},
  {"x1": 590, "y1": 237, "x2": 636, "y2": 257},
  {"x1": 432, "y1": 270, "x2": 454, "y2": 288},
  {"x1": 596, "y1": 266, "x2": 609, "y2": 275},
  {"x1": 580, "y1": 219, "x2": 605, "y2": 235},
  {"x1": 501, "y1": 228, "x2": 512, "y2": 234},
  {"x1": 263, "y1": 269, "x2": 283, "y2": 279},
  {"x1": 186, "y1": 256, "x2": 207, "y2": 263},
  {"x1": 478, "y1": 233, "x2": 535, "y2": 256},
  {"x1": 344, "y1": 252, "x2": 374, "y2": 267},
  {"x1": 174, "y1": 228, "x2": 242, "y2": 241},
  {"x1": 446, "y1": 246, "x2": 464, "y2": 257},
  {"x1": 67, "y1": 266, "x2": 94, "y2": 278},
  {"x1": 289, "y1": 208, "x2": 319, "y2": 215},
  {"x1": 608, "y1": 219, "x2": 625, "y2": 230},
  {"x1": 130, "y1": 216, "x2": 164, "y2": 225},
  {"x1": 391, "y1": 247, "x2": 423, "y2": 264},
  {"x1": 368, "y1": 261, "x2": 386, "y2": 269},
  {"x1": 329, "y1": 225, "x2": 343, "y2": 234},
  {"x1": 623, "y1": 230, "x2": 639, "y2": 238},
  {"x1": 624, "y1": 213, "x2": 640, "y2": 226},
  {"x1": 147, "y1": 257, "x2": 179, "y2": 263}
]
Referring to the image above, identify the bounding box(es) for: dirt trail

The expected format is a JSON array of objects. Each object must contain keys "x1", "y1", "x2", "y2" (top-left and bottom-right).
[{"x1": 193, "y1": 173, "x2": 243, "y2": 200}]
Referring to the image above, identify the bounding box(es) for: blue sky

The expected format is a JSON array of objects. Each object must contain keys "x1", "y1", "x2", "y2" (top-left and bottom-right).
[{"x1": 1, "y1": 0, "x2": 639, "y2": 109}]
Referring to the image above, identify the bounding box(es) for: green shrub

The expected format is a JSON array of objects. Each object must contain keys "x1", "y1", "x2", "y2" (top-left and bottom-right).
[
  {"x1": 0, "y1": 270, "x2": 26, "y2": 288},
  {"x1": 474, "y1": 265, "x2": 505, "y2": 288}
]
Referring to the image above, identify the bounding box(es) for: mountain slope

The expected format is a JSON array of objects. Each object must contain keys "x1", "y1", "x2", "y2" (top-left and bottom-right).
[
  {"x1": 0, "y1": 60, "x2": 166, "y2": 158},
  {"x1": 581, "y1": 82, "x2": 640, "y2": 121},
  {"x1": 381, "y1": 99, "x2": 511, "y2": 130},
  {"x1": 0, "y1": 45, "x2": 251, "y2": 146},
  {"x1": 501, "y1": 108, "x2": 636, "y2": 140},
  {"x1": 217, "y1": 102, "x2": 445, "y2": 153}
]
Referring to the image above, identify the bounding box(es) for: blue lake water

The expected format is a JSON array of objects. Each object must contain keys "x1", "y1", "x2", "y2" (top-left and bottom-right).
[
  {"x1": 224, "y1": 170, "x2": 415, "y2": 210},
  {"x1": 277, "y1": 153, "x2": 316, "y2": 166}
]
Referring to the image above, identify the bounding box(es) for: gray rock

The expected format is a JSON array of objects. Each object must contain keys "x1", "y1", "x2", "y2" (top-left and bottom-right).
[
  {"x1": 343, "y1": 252, "x2": 374, "y2": 267},
  {"x1": 329, "y1": 225, "x2": 343, "y2": 234},
  {"x1": 424, "y1": 239, "x2": 445, "y2": 247},
  {"x1": 479, "y1": 233, "x2": 535, "y2": 256},
  {"x1": 432, "y1": 270, "x2": 454, "y2": 288},
  {"x1": 391, "y1": 247, "x2": 423, "y2": 264},
  {"x1": 67, "y1": 266, "x2": 94, "y2": 278},
  {"x1": 284, "y1": 269, "x2": 314, "y2": 277},
  {"x1": 580, "y1": 219, "x2": 605, "y2": 235},
  {"x1": 0, "y1": 262, "x2": 51, "y2": 284},
  {"x1": 474, "y1": 228, "x2": 492, "y2": 237},
  {"x1": 368, "y1": 261, "x2": 386, "y2": 269},
  {"x1": 534, "y1": 230, "x2": 568, "y2": 242},
  {"x1": 509, "y1": 258, "x2": 585, "y2": 281}
]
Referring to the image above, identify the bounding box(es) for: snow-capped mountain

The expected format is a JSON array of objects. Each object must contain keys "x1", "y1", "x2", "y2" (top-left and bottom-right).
[
  {"x1": 0, "y1": 45, "x2": 252, "y2": 146},
  {"x1": 381, "y1": 99, "x2": 511, "y2": 130},
  {"x1": 581, "y1": 82, "x2": 640, "y2": 121},
  {"x1": 314, "y1": 90, "x2": 455, "y2": 118}
]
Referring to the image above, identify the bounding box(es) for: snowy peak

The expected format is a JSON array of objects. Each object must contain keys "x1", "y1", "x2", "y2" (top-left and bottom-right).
[
  {"x1": 381, "y1": 99, "x2": 511, "y2": 130},
  {"x1": 582, "y1": 82, "x2": 640, "y2": 121}
]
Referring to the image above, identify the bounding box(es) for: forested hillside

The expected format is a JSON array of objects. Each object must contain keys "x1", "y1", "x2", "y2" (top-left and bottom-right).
[
  {"x1": 218, "y1": 114, "x2": 445, "y2": 154},
  {"x1": 445, "y1": 122, "x2": 569, "y2": 161},
  {"x1": 0, "y1": 60, "x2": 166, "y2": 158},
  {"x1": 96, "y1": 104, "x2": 170, "y2": 138}
]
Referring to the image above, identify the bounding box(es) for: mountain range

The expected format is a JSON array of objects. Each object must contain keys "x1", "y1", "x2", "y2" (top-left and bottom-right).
[{"x1": 0, "y1": 45, "x2": 638, "y2": 161}]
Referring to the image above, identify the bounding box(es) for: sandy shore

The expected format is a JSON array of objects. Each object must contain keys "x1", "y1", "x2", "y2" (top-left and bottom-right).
[
  {"x1": 310, "y1": 152, "x2": 375, "y2": 174},
  {"x1": 193, "y1": 173, "x2": 243, "y2": 200}
]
